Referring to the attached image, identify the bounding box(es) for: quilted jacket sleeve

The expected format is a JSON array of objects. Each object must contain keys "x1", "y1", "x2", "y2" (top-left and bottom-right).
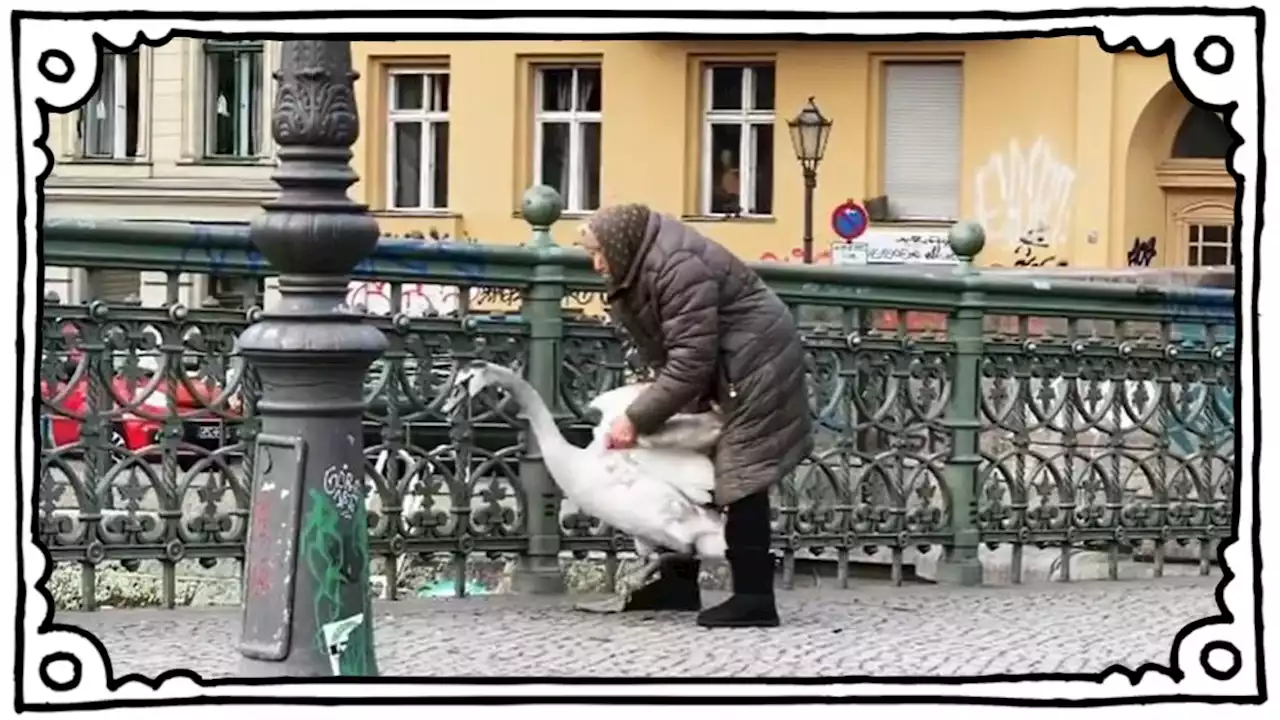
[{"x1": 624, "y1": 249, "x2": 720, "y2": 435}]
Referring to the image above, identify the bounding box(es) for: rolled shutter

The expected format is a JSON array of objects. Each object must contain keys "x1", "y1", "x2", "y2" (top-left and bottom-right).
[
  {"x1": 882, "y1": 62, "x2": 963, "y2": 221},
  {"x1": 95, "y1": 269, "x2": 140, "y2": 302}
]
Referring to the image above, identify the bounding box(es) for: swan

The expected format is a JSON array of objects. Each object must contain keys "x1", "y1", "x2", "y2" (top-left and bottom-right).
[
  {"x1": 444, "y1": 360, "x2": 727, "y2": 611},
  {"x1": 583, "y1": 382, "x2": 722, "y2": 455}
]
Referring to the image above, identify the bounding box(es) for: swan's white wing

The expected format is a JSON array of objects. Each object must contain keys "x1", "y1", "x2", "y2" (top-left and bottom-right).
[
  {"x1": 636, "y1": 413, "x2": 723, "y2": 453},
  {"x1": 577, "y1": 449, "x2": 715, "y2": 551},
  {"x1": 559, "y1": 495, "x2": 581, "y2": 521},
  {"x1": 587, "y1": 383, "x2": 650, "y2": 423},
  {"x1": 589, "y1": 383, "x2": 722, "y2": 454},
  {"x1": 607, "y1": 447, "x2": 716, "y2": 507}
]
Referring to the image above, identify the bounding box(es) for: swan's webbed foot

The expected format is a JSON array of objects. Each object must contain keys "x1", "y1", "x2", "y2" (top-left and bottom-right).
[
  {"x1": 573, "y1": 594, "x2": 629, "y2": 613},
  {"x1": 573, "y1": 553, "x2": 668, "y2": 614},
  {"x1": 625, "y1": 554, "x2": 666, "y2": 589}
]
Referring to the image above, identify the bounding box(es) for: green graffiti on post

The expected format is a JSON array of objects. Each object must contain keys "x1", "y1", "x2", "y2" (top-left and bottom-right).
[{"x1": 299, "y1": 487, "x2": 376, "y2": 676}]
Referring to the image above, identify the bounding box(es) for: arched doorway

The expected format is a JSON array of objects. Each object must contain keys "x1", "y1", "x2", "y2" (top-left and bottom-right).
[{"x1": 1157, "y1": 106, "x2": 1237, "y2": 267}]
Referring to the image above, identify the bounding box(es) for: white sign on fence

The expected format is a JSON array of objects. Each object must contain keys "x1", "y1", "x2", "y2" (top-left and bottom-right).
[{"x1": 830, "y1": 228, "x2": 957, "y2": 266}]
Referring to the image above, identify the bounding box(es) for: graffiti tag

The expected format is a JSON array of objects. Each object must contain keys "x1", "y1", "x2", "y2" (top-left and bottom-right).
[
  {"x1": 758, "y1": 246, "x2": 833, "y2": 264},
  {"x1": 321, "y1": 464, "x2": 361, "y2": 520},
  {"x1": 1010, "y1": 224, "x2": 1070, "y2": 267},
  {"x1": 345, "y1": 281, "x2": 477, "y2": 317},
  {"x1": 974, "y1": 138, "x2": 1077, "y2": 262},
  {"x1": 1127, "y1": 236, "x2": 1158, "y2": 267},
  {"x1": 246, "y1": 491, "x2": 275, "y2": 598},
  {"x1": 830, "y1": 230, "x2": 959, "y2": 266}
]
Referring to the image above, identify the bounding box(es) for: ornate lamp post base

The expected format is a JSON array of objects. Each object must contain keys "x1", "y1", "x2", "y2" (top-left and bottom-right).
[{"x1": 236, "y1": 40, "x2": 387, "y2": 678}]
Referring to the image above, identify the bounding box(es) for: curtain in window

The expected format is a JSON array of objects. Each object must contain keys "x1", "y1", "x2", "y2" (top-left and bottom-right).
[{"x1": 541, "y1": 72, "x2": 595, "y2": 200}]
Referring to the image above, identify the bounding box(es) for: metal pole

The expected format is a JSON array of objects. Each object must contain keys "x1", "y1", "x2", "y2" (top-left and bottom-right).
[
  {"x1": 802, "y1": 169, "x2": 817, "y2": 264},
  {"x1": 513, "y1": 186, "x2": 568, "y2": 594},
  {"x1": 936, "y1": 220, "x2": 986, "y2": 587},
  {"x1": 237, "y1": 40, "x2": 388, "y2": 677}
]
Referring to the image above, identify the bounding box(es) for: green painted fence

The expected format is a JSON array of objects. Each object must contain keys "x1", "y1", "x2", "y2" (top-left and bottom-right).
[{"x1": 37, "y1": 207, "x2": 1236, "y2": 609}]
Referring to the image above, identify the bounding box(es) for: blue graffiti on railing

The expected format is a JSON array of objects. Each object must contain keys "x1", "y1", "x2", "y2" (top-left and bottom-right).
[
  {"x1": 355, "y1": 238, "x2": 486, "y2": 284},
  {"x1": 169, "y1": 225, "x2": 487, "y2": 283},
  {"x1": 178, "y1": 224, "x2": 266, "y2": 277}
]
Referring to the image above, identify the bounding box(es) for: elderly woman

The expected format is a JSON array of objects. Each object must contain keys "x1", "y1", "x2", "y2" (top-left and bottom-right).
[{"x1": 579, "y1": 203, "x2": 813, "y2": 628}]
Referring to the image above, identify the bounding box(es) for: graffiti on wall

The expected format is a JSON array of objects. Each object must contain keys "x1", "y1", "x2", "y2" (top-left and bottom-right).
[
  {"x1": 974, "y1": 138, "x2": 1077, "y2": 266},
  {"x1": 1127, "y1": 236, "x2": 1158, "y2": 267},
  {"x1": 1009, "y1": 224, "x2": 1070, "y2": 267},
  {"x1": 829, "y1": 230, "x2": 959, "y2": 267},
  {"x1": 345, "y1": 228, "x2": 476, "y2": 317},
  {"x1": 759, "y1": 246, "x2": 833, "y2": 264},
  {"x1": 345, "y1": 281, "x2": 476, "y2": 317}
]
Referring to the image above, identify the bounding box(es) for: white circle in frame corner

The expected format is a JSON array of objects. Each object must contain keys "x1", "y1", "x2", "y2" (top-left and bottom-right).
[
  {"x1": 19, "y1": 16, "x2": 189, "y2": 709},
  {"x1": 1098, "y1": 13, "x2": 1257, "y2": 700},
  {"x1": 10, "y1": 9, "x2": 1262, "y2": 708}
]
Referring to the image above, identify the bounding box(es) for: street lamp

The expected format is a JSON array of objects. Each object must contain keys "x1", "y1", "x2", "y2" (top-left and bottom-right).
[
  {"x1": 787, "y1": 97, "x2": 833, "y2": 264},
  {"x1": 237, "y1": 40, "x2": 387, "y2": 677}
]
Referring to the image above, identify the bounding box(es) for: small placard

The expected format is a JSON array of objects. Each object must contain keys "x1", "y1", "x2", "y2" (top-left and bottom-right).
[
  {"x1": 830, "y1": 241, "x2": 868, "y2": 266},
  {"x1": 239, "y1": 434, "x2": 308, "y2": 662}
]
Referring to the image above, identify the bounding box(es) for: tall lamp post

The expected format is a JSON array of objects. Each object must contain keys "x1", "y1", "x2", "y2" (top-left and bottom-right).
[
  {"x1": 236, "y1": 40, "x2": 387, "y2": 677},
  {"x1": 787, "y1": 97, "x2": 833, "y2": 264}
]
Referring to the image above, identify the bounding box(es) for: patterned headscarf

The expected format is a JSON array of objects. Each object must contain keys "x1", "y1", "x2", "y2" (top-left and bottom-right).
[{"x1": 586, "y1": 203, "x2": 653, "y2": 292}]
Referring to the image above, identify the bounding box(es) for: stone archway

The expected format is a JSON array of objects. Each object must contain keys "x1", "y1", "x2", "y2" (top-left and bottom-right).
[
  {"x1": 1159, "y1": 107, "x2": 1236, "y2": 267},
  {"x1": 1123, "y1": 82, "x2": 1237, "y2": 268}
]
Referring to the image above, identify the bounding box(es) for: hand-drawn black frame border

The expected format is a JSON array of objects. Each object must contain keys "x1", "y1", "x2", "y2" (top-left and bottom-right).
[{"x1": 10, "y1": 5, "x2": 1265, "y2": 711}]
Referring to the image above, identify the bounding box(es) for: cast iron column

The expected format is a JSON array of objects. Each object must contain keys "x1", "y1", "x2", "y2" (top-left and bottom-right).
[
  {"x1": 236, "y1": 40, "x2": 387, "y2": 677},
  {"x1": 803, "y1": 169, "x2": 814, "y2": 262},
  {"x1": 802, "y1": 169, "x2": 816, "y2": 264}
]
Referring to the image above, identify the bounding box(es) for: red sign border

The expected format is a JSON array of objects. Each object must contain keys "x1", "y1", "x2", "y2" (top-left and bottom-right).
[{"x1": 830, "y1": 201, "x2": 869, "y2": 241}]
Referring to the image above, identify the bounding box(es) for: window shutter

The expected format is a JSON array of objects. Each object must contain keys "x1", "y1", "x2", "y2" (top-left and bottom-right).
[
  {"x1": 96, "y1": 270, "x2": 141, "y2": 302},
  {"x1": 882, "y1": 62, "x2": 963, "y2": 221}
]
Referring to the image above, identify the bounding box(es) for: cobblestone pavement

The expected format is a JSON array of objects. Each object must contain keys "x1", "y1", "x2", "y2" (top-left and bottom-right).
[{"x1": 59, "y1": 577, "x2": 1220, "y2": 678}]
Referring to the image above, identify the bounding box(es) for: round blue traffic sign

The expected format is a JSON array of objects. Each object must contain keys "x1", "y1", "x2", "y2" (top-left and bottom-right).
[{"x1": 831, "y1": 201, "x2": 869, "y2": 241}]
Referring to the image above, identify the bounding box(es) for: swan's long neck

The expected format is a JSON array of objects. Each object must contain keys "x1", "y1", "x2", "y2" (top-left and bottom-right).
[{"x1": 495, "y1": 371, "x2": 575, "y2": 472}]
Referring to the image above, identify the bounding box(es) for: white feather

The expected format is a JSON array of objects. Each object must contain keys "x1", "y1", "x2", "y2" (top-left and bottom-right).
[
  {"x1": 454, "y1": 363, "x2": 727, "y2": 558},
  {"x1": 588, "y1": 383, "x2": 724, "y2": 455}
]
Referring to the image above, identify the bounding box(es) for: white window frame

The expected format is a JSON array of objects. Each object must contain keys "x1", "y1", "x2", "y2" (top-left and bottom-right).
[
  {"x1": 202, "y1": 40, "x2": 265, "y2": 159},
  {"x1": 532, "y1": 65, "x2": 602, "y2": 214},
  {"x1": 699, "y1": 63, "x2": 776, "y2": 217},
  {"x1": 880, "y1": 60, "x2": 963, "y2": 222},
  {"x1": 77, "y1": 50, "x2": 146, "y2": 160},
  {"x1": 179, "y1": 39, "x2": 278, "y2": 165},
  {"x1": 385, "y1": 68, "x2": 451, "y2": 212}
]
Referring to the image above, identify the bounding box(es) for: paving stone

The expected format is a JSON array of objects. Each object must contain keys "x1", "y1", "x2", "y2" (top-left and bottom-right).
[{"x1": 57, "y1": 576, "x2": 1221, "y2": 678}]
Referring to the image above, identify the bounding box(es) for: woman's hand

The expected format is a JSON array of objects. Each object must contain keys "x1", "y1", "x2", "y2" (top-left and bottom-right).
[{"x1": 605, "y1": 415, "x2": 638, "y2": 450}]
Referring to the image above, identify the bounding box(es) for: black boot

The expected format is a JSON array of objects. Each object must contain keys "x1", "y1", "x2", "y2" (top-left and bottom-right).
[
  {"x1": 622, "y1": 557, "x2": 702, "y2": 611},
  {"x1": 696, "y1": 548, "x2": 779, "y2": 627}
]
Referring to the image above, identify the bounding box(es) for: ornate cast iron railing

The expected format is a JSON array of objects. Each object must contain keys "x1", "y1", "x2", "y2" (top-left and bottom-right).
[{"x1": 38, "y1": 207, "x2": 1236, "y2": 609}]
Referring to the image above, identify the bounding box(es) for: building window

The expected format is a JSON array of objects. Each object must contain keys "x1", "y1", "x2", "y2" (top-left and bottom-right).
[
  {"x1": 1186, "y1": 223, "x2": 1234, "y2": 267},
  {"x1": 203, "y1": 41, "x2": 265, "y2": 159},
  {"x1": 1171, "y1": 107, "x2": 1232, "y2": 159},
  {"x1": 387, "y1": 69, "x2": 450, "y2": 210},
  {"x1": 208, "y1": 275, "x2": 266, "y2": 309},
  {"x1": 533, "y1": 65, "x2": 601, "y2": 213},
  {"x1": 700, "y1": 63, "x2": 775, "y2": 217},
  {"x1": 77, "y1": 51, "x2": 141, "y2": 159},
  {"x1": 881, "y1": 61, "x2": 963, "y2": 221}
]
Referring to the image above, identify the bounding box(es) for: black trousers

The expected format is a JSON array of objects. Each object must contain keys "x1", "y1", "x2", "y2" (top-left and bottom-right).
[{"x1": 723, "y1": 489, "x2": 774, "y2": 595}]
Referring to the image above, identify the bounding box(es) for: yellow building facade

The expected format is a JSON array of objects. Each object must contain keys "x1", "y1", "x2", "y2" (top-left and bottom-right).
[{"x1": 351, "y1": 37, "x2": 1236, "y2": 270}]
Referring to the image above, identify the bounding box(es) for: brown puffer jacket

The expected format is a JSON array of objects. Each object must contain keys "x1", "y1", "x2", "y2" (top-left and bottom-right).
[{"x1": 593, "y1": 207, "x2": 814, "y2": 507}]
